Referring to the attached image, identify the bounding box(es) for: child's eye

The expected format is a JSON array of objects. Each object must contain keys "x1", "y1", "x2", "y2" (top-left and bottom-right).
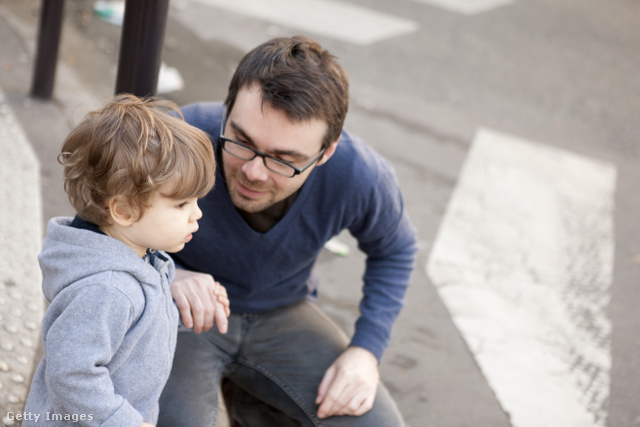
[{"x1": 175, "y1": 202, "x2": 188, "y2": 209}]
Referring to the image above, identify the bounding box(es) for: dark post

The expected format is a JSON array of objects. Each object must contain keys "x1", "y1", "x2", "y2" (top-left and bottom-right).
[
  {"x1": 30, "y1": 0, "x2": 65, "y2": 99},
  {"x1": 115, "y1": 0, "x2": 170, "y2": 97}
]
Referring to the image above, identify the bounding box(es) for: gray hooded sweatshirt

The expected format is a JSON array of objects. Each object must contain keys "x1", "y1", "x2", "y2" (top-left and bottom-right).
[{"x1": 24, "y1": 217, "x2": 179, "y2": 426}]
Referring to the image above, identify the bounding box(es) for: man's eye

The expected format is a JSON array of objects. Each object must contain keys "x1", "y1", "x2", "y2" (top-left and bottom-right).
[
  {"x1": 235, "y1": 137, "x2": 251, "y2": 147},
  {"x1": 272, "y1": 155, "x2": 295, "y2": 165}
]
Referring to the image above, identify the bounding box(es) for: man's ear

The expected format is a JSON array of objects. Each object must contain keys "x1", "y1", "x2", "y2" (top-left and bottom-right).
[
  {"x1": 317, "y1": 138, "x2": 339, "y2": 167},
  {"x1": 108, "y1": 196, "x2": 136, "y2": 227}
]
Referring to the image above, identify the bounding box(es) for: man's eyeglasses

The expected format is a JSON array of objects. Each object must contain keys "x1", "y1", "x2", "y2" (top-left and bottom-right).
[{"x1": 219, "y1": 108, "x2": 326, "y2": 178}]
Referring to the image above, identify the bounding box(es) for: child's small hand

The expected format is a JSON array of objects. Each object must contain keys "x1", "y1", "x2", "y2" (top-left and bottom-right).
[
  {"x1": 172, "y1": 269, "x2": 228, "y2": 334},
  {"x1": 140, "y1": 423, "x2": 155, "y2": 427},
  {"x1": 171, "y1": 269, "x2": 231, "y2": 334},
  {"x1": 214, "y1": 281, "x2": 231, "y2": 317},
  {"x1": 213, "y1": 281, "x2": 230, "y2": 334}
]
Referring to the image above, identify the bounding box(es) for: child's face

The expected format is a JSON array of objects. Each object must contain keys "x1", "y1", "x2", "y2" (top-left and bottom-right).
[{"x1": 120, "y1": 192, "x2": 203, "y2": 257}]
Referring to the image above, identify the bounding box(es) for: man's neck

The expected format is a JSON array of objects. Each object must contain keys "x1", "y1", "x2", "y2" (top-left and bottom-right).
[{"x1": 237, "y1": 190, "x2": 299, "y2": 233}]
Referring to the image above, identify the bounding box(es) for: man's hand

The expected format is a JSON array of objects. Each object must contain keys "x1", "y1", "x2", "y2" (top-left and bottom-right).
[
  {"x1": 171, "y1": 269, "x2": 230, "y2": 334},
  {"x1": 315, "y1": 346, "x2": 379, "y2": 419}
]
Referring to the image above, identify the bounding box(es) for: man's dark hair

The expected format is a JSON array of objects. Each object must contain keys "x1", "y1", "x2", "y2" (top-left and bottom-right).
[{"x1": 225, "y1": 35, "x2": 349, "y2": 149}]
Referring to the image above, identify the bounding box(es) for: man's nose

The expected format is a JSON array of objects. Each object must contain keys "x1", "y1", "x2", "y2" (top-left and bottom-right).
[{"x1": 242, "y1": 156, "x2": 269, "y2": 181}]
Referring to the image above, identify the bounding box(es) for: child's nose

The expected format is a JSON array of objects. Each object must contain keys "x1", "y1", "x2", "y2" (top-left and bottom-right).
[{"x1": 191, "y1": 202, "x2": 203, "y2": 221}]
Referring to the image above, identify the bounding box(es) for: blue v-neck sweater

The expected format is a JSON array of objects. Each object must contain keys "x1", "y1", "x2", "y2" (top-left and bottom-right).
[{"x1": 174, "y1": 102, "x2": 417, "y2": 360}]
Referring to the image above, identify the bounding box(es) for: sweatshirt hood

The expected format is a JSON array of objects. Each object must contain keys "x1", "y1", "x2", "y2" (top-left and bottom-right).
[{"x1": 38, "y1": 217, "x2": 174, "y2": 302}]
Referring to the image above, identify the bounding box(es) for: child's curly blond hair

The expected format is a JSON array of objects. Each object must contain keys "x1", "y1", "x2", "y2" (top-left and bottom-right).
[{"x1": 59, "y1": 94, "x2": 216, "y2": 226}]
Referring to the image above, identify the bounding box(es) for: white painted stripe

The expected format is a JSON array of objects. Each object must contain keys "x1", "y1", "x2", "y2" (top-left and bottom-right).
[
  {"x1": 189, "y1": 0, "x2": 419, "y2": 45},
  {"x1": 427, "y1": 128, "x2": 615, "y2": 427},
  {"x1": 411, "y1": 0, "x2": 512, "y2": 15}
]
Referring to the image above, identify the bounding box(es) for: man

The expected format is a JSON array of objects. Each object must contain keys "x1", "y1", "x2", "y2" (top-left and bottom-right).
[{"x1": 158, "y1": 35, "x2": 417, "y2": 426}]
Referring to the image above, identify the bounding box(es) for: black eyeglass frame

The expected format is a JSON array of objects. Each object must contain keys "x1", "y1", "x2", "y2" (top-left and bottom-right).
[{"x1": 219, "y1": 107, "x2": 327, "y2": 178}]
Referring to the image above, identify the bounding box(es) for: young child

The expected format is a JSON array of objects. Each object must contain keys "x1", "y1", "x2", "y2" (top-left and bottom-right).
[{"x1": 23, "y1": 94, "x2": 227, "y2": 426}]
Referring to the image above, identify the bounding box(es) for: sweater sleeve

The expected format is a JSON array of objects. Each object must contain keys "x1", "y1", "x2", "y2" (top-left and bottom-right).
[
  {"x1": 43, "y1": 283, "x2": 143, "y2": 427},
  {"x1": 347, "y1": 157, "x2": 417, "y2": 361}
]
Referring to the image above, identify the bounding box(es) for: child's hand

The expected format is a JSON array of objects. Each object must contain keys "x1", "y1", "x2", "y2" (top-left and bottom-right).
[
  {"x1": 171, "y1": 269, "x2": 229, "y2": 334},
  {"x1": 140, "y1": 423, "x2": 155, "y2": 427},
  {"x1": 213, "y1": 281, "x2": 229, "y2": 334},
  {"x1": 214, "y1": 281, "x2": 230, "y2": 317}
]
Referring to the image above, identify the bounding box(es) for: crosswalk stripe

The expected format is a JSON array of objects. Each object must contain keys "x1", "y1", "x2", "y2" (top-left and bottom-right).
[
  {"x1": 411, "y1": 0, "x2": 512, "y2": 15},
  {"x1": 188, "y1": 0, "x2": 419, "y2": 45},
  {"x1": 427, "y1": 128, "x2": 615, "y2": 427}
]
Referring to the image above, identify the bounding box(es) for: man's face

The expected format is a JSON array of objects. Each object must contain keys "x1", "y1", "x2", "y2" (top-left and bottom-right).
[{"x1": 222, "y1": 84, "x2": 334, "y2": 213}]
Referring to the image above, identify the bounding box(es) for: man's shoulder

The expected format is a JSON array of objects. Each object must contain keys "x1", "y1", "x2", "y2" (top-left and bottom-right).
[
  {"x1": 180, "y1": 101, "x2": 224, "y2": 134},
  {"x1": 328, "y1": 130, "x2": 395, "y2": 184}
]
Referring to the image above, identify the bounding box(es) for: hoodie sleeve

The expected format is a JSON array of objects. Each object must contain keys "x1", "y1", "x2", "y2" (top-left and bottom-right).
[{"x1": 43, "y1": 283, "x2": 143, "y2": 427}]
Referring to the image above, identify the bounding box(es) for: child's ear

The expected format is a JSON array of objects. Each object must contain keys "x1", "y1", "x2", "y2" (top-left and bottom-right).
[{"x1": 108, "y1": 196, "x2": 136, "y2": 227}]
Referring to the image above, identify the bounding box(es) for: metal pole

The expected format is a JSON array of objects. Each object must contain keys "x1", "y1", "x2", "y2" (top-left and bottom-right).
[
  {"x1": 115, "y1": 0, "x2": 170, "y2": 97},
  {"x1": 30, "y1": 0, "x2": 65, "y2": 99}
]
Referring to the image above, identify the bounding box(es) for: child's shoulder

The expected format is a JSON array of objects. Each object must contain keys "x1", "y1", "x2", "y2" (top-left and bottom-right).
[{"x1": 54, "y1": 271, "x2": 147, "y2": 317}]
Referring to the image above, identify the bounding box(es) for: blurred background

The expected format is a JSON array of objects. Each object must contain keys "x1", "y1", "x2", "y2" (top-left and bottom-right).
[{"x1": 0, "y1": 0, "x2": 639, "y2": 426}]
